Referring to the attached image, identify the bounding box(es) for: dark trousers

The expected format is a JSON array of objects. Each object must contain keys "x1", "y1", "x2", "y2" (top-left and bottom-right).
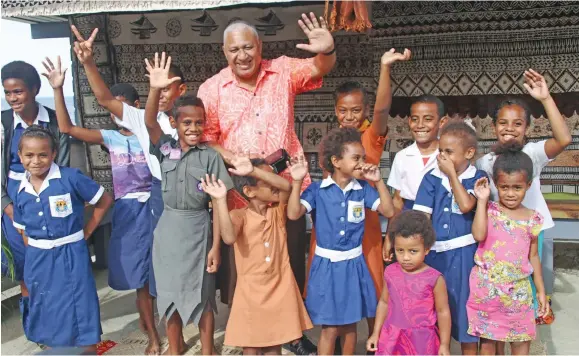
[{"x1": 217, "y1": 215, "x2": 307, "y2": 304}]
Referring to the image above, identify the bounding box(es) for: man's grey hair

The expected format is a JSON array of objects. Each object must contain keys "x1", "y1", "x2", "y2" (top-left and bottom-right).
[{"x1": 223, "y1": 20, "x2": 259, "y2": 43}]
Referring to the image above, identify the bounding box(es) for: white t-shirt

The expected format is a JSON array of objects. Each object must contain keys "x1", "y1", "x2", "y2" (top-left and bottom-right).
[
  {"x1": 387, "y1": 142, "x2": 439, "y2": 201},
  {"x1": 475, "y1": 140, "x2": 554, "y2": 230},
  {"x1": 116, "y1": 103, "x2": 177, "y2": 179}
]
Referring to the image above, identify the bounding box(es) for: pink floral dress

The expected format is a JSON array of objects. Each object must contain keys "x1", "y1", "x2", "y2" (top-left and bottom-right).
[
  {"x1": 377, "y1": 263, "x2": 442, "y2": 355},
  {"x1": 467, "y1": 201, "x2": 543, "y2": 342}
]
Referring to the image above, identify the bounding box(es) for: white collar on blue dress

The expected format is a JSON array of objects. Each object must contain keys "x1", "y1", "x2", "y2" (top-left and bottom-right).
[
  {"x1": 429, "y1": 164, "x2": 477, "y2": 193},
  {"x1": 13, "y1": 103, "x2": 50, "y2": 129},
  {"x1": 320, "y1": 176, "x2": 363, "y2": 193},
  {"x1": 18, "y1": 163, "x2": 61, "y2": 196}
]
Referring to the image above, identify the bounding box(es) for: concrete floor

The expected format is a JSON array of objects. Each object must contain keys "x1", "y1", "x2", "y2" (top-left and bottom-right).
[{"x1": 1, "y1": 269, "x2": 578, "y2": 355}]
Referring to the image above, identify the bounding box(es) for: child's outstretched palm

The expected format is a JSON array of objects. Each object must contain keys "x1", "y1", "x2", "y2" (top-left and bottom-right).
[
  {"x1": 474, "y1": 177, "x2": 490, "y2": 201},
  {"x1": 381, "y1": 48, "x2": 411, "y2": 66},
  {"x1": 201, "y1": 174, "x2": 227, "y2": 200},
  {"x1": 41, "y1": 56, "x2": 67, "y2": 89},
  {"x1": 288, "y1": 155, "x2": 308, "y2": 181},
  {"x1": 361, "y1": 164, "x2": 381, "y2": 182},
  {"x1": 145, "y1": 52, "x2": 181, "y2": 89},
  {"x1": 523, "y1": 69, "x2": 550, "y2": 101},
  {"x1": 228, "y1": 155, "x2": 254, "y2": 176}
]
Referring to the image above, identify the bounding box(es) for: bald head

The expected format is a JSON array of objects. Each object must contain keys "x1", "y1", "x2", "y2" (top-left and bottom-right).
[{"x1": 222, "y1": 20, "x2": 263, "y2": 82}]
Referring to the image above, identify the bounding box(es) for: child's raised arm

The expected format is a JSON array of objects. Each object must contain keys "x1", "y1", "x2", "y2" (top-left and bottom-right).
[
  {"x1": 437, "y1": 153, "x2": 477, "y2": 213},
  {"x1": 287, "y1": 156, "x2": 309, "y2": 220},
  {"x1": 472, "y1": 177, "x2": 490, "y2": 242},
  {"x1": 202, "y1": 174, "x2": 235, "y2": 246},
  {"x1": 433, "y1": 276, "x2": 451, "y2": 356},
  {"x1": 228, "y1": 155, "x2": 292, "y2": 201},
  {"x1": 361, "y1": 164, "x2": 395, "y2": 218},
  {"x1": 524, "y1": 69, "x2": 572, "y2": 159},
  {"x1": 366, "y1": 276, "x2": 390, "y2": 352},
  {"x1": 373, "y1": 48, "x2": 411, "y2": 136},
  {"x1": 42, "y1": 56, "x2": 104, "y2": 145},
  {"x1": 71, "y1": 26, "x2": 124, "y2": 120},
  {"x1": 144, "y1": 52, "x2": 180, "y2": 145}
]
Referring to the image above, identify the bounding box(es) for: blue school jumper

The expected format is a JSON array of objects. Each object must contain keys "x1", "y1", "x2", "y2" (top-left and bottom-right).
[
  {"x1": 2, "y1": 117, "x2": 50, "y2": 280},
  {"x1": 413, "y1": 165, "x2": 487, "y2": 343},
  {"x1": 301, "y1": 177, "x2": 379, "y2": 325},
  {"x1": 13, "y1": 164, "x2": 103, "y2": 347},
  {"x1": 100, "y1": 130, "x2": 153, "y2": 291}
]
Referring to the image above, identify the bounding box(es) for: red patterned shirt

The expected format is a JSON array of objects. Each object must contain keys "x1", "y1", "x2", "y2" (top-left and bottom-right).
[{"x1": 199, "y1": 56, "x2": 322, "y2": 209}]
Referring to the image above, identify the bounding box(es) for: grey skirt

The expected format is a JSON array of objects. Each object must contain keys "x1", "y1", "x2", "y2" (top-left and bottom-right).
[{"x1": 152, "y1": 205, "x2": 216, "y2": 325}]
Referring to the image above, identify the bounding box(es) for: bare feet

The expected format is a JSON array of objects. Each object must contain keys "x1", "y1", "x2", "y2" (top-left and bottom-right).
[
  {"x1": 145, "y1": 338, "x2": 161, "y2": 355},
  {"x1": 179, "y1": 336, "x2": 188, "y2": 354},
  {"x1": 136, "y1": 299, "x2": 148, "y2": 334}
]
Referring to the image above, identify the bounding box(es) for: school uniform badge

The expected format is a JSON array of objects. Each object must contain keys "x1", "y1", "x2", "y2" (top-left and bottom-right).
[
  {"x1": 160, "y1": 142, "x2": 172, "y2": 156},
  {"x1": 49, "y1": 193, "x2": 73, "y2": 218},
  {"x1": 347, "y1": 200, "x2": 365, "y2": 223}
]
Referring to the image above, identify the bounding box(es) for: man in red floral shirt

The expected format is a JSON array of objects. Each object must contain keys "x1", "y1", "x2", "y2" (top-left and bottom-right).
[{"x1": 198, "y1": 12, "x2": 336, "y2": 355}]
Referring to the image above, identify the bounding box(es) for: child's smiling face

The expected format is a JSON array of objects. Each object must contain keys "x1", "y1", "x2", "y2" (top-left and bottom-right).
[
  {"x1": 172, "y1": 105, "x2": 205, "y2": 147},
  {"x1": 494, "y1": 104, "x2": 529, "y2": 145},
  {"x1": 158, "y1": 74, "x2": 185, "y2": 112},
  {"x1": 18, "y1": 137, "x2": 56, "y2": 179},
  {"x1": 3, "y1": 78, "x2": 37, "y2": 115},
  {"x1": 332, "y1": 142, "x2": 366, "y2": 178},
  {"x1": 335, "y1": 91, "x2": 369, "y2": 129},
  {"x1": 409, "y1": 102, "x2": 443, "y2": 145}
]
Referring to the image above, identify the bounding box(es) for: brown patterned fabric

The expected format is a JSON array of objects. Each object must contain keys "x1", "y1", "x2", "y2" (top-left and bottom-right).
[
  {"x1": 324, "y1": 0, "x2": 371, "y2": 33},
  {"x1": 71, "y1": 2, "x2": 579, "y2": 203}
]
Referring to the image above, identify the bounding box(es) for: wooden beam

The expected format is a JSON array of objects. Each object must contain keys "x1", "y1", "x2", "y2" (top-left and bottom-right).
[{"x1": 30, "y1": 21, "x2": 70, "y2": 39}]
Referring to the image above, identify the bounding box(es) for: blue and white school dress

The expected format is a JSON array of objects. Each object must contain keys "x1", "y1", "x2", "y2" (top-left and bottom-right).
[
  {"x1": 301, "y1": 177, "x2": 379, "y2": 325},
  {"x1": 413, "y1": 165, "x2": 487, "y2": 343},
  {"x1": 12, "y1": 163, "x2": 103, "y2": 347},
  {"x1": 2, "y1": 115, "x2": 51, "y2": 280},
  {"x1": 101, "y1": 130, "x2": 154, "y2": 291}
]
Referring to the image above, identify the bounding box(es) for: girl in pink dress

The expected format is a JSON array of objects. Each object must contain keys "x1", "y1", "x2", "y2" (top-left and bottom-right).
[
  {"x1": 467, "y1": 142, "x2": 550, "y2": 355},
  {"x1": 367, "y1": 210, "x2": 451, "y2": 356}
]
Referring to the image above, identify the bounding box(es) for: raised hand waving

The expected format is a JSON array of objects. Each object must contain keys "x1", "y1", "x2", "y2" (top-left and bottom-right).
[
  {"x1": 144, "y1": 52, "x2": 181, "y2": 89},
  {"x1": 296, "y1": 12, "x2": 334, "y2": 54},
  {"x1": 41, "y1": 56, "x2": 67, "y2": 89}
]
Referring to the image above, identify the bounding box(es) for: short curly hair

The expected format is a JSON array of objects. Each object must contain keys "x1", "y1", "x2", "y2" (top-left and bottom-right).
[
  {"x1": 19, "y1": 124, "x2": 58, "y2": 154},
  {"x1": 388, "y1": 210, "x2": 436, "y2": 249},
  {"x1": 439, "y1": 120, "x2": 478, "y2": 150},
  {"x1": 493, "y1": 98, "x2": 531, "y2": 126},
  {"x1": 110, "y1": 83, "x2": 140, "y2": 104},
  {"x1": 410, "y1": 94, "x2": 445, "y2": 119},
  {"x1": 492, "y1": 140, "x2": 533, "y2": 183},
  {"x1": 1, "y1": 61, "x2": 41, "y2": 95},
  {"x1": 334, "y1": 81, "x2": 369, "y2": 107},
  {"x1": 319, "y1": 127, "x2": 362, "y2": 173}
]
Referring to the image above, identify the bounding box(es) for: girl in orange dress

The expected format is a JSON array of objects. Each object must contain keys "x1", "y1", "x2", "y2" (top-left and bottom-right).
[{"x1": 225, "y1": 156, "x2": 312, "y2": 354}]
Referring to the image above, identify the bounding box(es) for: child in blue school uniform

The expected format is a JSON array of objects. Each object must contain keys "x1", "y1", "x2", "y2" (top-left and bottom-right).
[
  {"x1": 1, "y1": 60, "x2": 70, "y2": 300},
  {"x1": 42, "y1": 56, "x2": 161, "y2": 354},
  {"x1": 412, "y1": 120, "x2": 487, "y2": 354},
  {"x1": 12, "y1": 125, "x2": 113, "y2": 351},
  {"x1": 287, "y1": 128, "x2": 395, "y2": 355}
]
